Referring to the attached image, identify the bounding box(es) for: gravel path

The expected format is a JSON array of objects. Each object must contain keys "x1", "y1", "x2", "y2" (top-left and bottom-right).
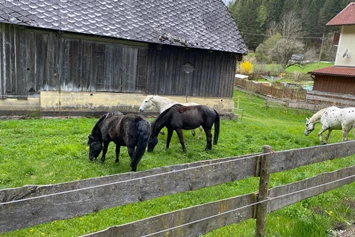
[{"x1": 336, "y1": 225, "x2": 355, "y2": 237}]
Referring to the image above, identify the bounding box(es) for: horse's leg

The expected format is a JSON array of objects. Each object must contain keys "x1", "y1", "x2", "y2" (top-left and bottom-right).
[
  {"x1": 166, "y1": 128, "x2": 174, "y2": 150},
  {"x1": 317, "y1": 126, "x2": 328, "y2": 145},
  {"x1": 101, "y1": 141, "x2": 110, "y2": 162},
  {"x1": 191, "y1": 129, "x2": 196, "y2": 136},
  {"x1": 204, "y1": 128, "x2": 212, "y2": 150},
  {"x1": 324, "y1": 130, "x2": 332, "y2": 144},
  {"x1": 127, "y1": 146, "x2": 137, "y2": 171},
  {"x1": 115, "y1": 145, "x2": 121, "y2": 163},
  {"x1": 198, "y1": 126, "x2": 203, "y2": 139},
  {"x1": 342, "y1": 126, "x2": 351, "y2": 141},
  {"x1": 175, "y1": 129, "x2": 186, "y2": 154}
]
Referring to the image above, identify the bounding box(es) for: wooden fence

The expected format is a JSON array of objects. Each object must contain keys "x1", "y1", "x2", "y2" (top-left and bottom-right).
[
  {"x1": 1, "y1": 141, "x2": 355, "y2": 236},
  {"x1": 306, "y1": 90, "x2": 355, "y2": 107},
  {"x1": 235, "y1": 78, "x2": 355, "y2": 110},
  {"x1": 235, "y1": 78, "x2": 307, "y2": 101}
]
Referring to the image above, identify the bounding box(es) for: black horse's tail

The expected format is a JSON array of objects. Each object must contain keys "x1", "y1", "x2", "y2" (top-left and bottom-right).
[
  {"x1": 131, "y1": 118, "x2": 150, "y2": 171},
  {"x1": 213, "y1": 110, "x2": 220, "y2": 145}
]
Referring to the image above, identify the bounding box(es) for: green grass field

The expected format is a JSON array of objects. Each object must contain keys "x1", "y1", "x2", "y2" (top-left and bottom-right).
[
  {"x1": 0, "y1": 89, "x2": 354, "y2": 236},
  {"x1": 285, "y1": 62, "x2": 334, "y2": 74}
]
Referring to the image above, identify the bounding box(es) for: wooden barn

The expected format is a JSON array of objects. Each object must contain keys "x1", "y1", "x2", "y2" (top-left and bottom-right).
[
  {"x1": 0, "y1": 0, "x2": 247, "y2": 115},
  {"x1": 309, "y1": 2, "x2": 355, "y2": 96}
]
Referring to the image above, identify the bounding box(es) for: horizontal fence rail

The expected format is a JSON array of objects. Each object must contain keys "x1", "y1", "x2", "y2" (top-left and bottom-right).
[
  {"x1": 82, "y1": 165, "x2": 355, "y2": 237},
  {"x1": 0, "y1": 154, "x2": 260, "y2": 233},
  {"x1": 1, "y1": 141, "x2": 355, "y2": 235}
]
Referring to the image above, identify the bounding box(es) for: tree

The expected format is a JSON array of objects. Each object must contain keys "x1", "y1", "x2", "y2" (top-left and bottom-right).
[
  {"x1": 270, "y1": 39, "x2": 304, "y2": 68},
  {"x1": 255, "y1": 33, "x2": 282, "y2": 63},
  {"x1": 230, "y1": 0, "x2": 265, "y2": 50},
  {"x1": 278, "y1": 11, "x2": 303, "y2": 40},
  {"x1": 266, "y1": 0, "x2": 283, "y2": 24},
  {"x1": 228, "y1": 0, "x2": 352, "y2": 53}
]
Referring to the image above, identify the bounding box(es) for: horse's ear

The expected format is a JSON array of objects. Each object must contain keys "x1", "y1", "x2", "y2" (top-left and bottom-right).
[{"x1": 306, "y1": 118, "x2": 309, "y2": 122}]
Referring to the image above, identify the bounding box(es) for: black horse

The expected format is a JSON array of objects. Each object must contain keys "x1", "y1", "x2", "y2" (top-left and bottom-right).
[
  {"x1": 88, "y1": 112, "x2": 150, "y2": 172},
  {"x1": 148, "y1": 104, "x2": 220, "y2": 153}
]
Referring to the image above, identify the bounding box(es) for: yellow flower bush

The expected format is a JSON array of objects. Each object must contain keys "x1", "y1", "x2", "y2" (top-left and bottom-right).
[{"x1": 240, "y1": 60, "x2": 253, "y2": 74}]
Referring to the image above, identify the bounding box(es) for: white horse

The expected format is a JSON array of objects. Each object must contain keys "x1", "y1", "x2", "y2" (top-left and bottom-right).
[
  {"x1": 139, "y1": 95, "x2": 203, "y2": 138},
  {"x1": 304, "y1": 106, "x2": 355, "y2": 144}
]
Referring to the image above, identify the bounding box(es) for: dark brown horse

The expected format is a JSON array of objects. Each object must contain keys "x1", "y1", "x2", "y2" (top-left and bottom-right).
[
  {"x1": 147, "y1": 104, "x2": 220, "y2": 153},
  {"x1": 88, "y1": 112, "x2": 150, "y2": 171}
]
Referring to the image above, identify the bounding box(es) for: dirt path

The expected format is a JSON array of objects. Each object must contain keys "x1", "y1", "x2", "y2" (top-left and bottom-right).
[{"x1": 336, "y1": 225, "x2": 355, "y2": 237}]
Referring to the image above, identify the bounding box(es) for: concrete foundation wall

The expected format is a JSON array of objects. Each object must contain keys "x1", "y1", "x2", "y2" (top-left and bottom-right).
[{"x1": 0, "y1": 92, "x2": 234, "y2": 116}]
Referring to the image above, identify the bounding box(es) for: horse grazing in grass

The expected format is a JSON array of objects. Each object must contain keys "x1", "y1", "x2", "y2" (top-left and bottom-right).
[
  {"x1": 88, "y1": 112, "x2": 150, "y2": 171},
  {"x1": 304, "y1": 106, "x2": 355, "y2": 144},
  {"x1": 147, "y1": 104, "x2": 220, "y2": 153},
  {"x1": 138, "y1": 95, "x2": 202, "y2": 138}
]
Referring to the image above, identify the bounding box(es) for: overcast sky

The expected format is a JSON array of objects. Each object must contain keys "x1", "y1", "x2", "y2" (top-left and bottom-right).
[{"x1": 222, "y1": 0, "x2": 233, "y2": 6}]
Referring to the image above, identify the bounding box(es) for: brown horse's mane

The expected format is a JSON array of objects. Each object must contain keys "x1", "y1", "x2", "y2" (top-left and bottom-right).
[{"x1": 151, "y1": 104, "x2": 184, "y2": 136}]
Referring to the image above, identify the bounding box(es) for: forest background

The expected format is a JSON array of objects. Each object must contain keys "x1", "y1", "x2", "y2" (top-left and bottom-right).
[{"x1": 228, "y1": 0, "x2": 353, "y2": 68}]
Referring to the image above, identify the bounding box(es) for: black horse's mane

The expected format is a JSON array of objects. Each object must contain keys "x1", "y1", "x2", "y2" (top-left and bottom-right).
[{"x1": 91, "y1": 112, "x2": 122, "y2": 138}]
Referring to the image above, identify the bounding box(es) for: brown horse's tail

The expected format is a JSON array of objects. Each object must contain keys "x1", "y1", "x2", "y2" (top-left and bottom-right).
[
  {"x1": 213, "y1": 110, "x2": 220, "y2": 145},
  {"x1": 131, "y1": 118, "x2": 150, "y2": 171}
]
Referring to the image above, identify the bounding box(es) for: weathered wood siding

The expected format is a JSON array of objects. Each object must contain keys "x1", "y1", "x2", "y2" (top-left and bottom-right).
[
  {"x1": 146, "y1": 45, "x2": 237, "y2": 97},
  {"x1": 313, "y1": 75, "x2": 355, "y2": 95},
  {"x1": 0, "y1": 23, "x2": 148, "y2": 98},
  {"x1": 0, "y1": 23, "x2": 238, "y2": 100}
]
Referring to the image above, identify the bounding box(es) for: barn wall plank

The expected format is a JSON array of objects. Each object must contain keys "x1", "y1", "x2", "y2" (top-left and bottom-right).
[
  {"x1": 0, "y1": 24, "x2": 6, "y2": 98},
  {"x1": 0, "y1": 24, "x2": 148, "y2": 97},
  {"x1": 146, "y1": 45, "x2": 236, "y2": 98},
  {"x1": 136, "y1": 47, "x2": 148, "y2": 93}
]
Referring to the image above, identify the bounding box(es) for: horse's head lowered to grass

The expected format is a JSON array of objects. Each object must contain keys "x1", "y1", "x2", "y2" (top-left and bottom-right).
[
  {"x1": 87, "y1": 134, "x2": 103, "y2": 161},
  {"x1": 87, "y1": 112, "x2": 150, "y2": 172},
  {"x1": 304, "y1": 118, "x2": 315, "y2": 136},
  {"x1": 304, "y1": 106, "x2": 355, "y2": 144}
]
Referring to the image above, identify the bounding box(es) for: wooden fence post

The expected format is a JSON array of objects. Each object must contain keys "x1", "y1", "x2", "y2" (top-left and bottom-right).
[{"x1": 255, "y1": 145, "x2": 273, "y2": 237}]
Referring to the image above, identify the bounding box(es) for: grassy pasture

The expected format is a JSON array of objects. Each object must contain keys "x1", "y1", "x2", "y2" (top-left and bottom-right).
[
  {"x1": 0, "y1": 89, "x2": 354, "y2": 236},
  {"x1": 285, "y1": 62, "x2": 334, "y2": 74}
]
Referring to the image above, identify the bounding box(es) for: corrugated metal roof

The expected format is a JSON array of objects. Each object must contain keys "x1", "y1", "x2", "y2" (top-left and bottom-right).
[
  {"x1": 308, "y1": 66, "x2": 355, "y2": 77},
  {"x1": 0, "y1": 0, "x2": 248, "y2": 54},
  {"x1": 327, "y1": 2, "x2": 355, "y2": 26}
]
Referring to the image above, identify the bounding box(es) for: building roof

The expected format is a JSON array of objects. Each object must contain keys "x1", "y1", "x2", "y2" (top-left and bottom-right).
[
  {"x1": 0, "y1": 0, "x2": 248, "y2": 54},
  {"x1": 308, "y1": 66, "x2": 355, "y2": 77},
  {"x1": 327, "y1": 2, "x2": 355, "y2": 26}
]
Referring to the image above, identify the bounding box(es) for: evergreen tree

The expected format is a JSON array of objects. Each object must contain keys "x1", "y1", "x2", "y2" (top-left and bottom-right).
[{"x1": 229, "y1": 0, "x2": 353, "y2": 51}]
